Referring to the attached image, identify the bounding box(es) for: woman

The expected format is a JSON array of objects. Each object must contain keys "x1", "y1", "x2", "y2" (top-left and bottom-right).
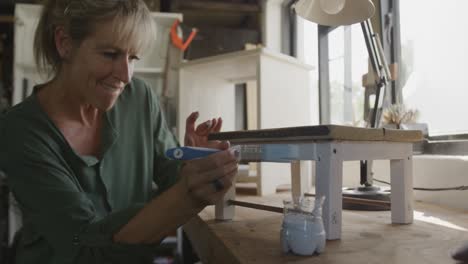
[{"x1": 0, "y1": 0, "x2": 238, "y2": 263}]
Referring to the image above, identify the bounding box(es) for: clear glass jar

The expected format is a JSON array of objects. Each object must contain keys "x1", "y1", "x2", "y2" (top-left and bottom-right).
[{"x1": 280, "y1": 197, "x2": 326, "y2": 255}]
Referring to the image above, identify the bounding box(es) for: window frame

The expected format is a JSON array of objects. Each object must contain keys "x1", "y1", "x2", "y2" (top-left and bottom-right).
[{"x1": 316, "y1": 0, "x2": 399, "y2": 125}]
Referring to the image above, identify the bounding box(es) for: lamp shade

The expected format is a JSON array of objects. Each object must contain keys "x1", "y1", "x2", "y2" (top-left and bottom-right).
[{"x1": 294, "y1": 0, "x2": 375, "y2": 26}]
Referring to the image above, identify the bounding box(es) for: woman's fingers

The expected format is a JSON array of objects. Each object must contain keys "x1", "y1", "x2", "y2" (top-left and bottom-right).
[
  {"x1": 195, "y1": 119, "x2": 214, "y2": 136},
  {"x1": 184, "y1": 154, "x2": 238, "y2": 187},
  {"x1": 206, "y1": 169, "x2": 238, "y2": 203},
  {"x1": 189, "y1": 148, "x2": 237, "y2": 170},
  {"x1": 189, "y1": 169, "x2": 238, "y2": 205},
  {"x1": 185, "y1": 112, "x2": 199, "y2": 134},
  {"x1": 215, "y1": 140, "x2": 230, "y2": 150},
  {"x1": 190, "y1": 160, "x2": 238, "y2": 188},
  {"x1": 185, "y1": 114, "x2": 223, "y2": 149},
  {"x1": 194, "y1": 117, "x2": 222, "y2": 136},
  {"x1": 203, "y1": 140, "x2": 229, "y2": 150},
  {"x1": 212, "y1": 117, "x2": 222, "y2": 132},
  {"x1": 180, "y1": 147, "x2": 239, "y2": 206},
  {"x1": 212, "y1": 169, "x2": 237, "y2": 193},
  {"x1": 184, "y1": 135, "x2": 195, "y2": 147}
]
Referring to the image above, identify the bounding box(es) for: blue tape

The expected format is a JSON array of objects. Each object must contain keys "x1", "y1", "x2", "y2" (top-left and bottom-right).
[{"x1": 165, "y1": 146, "x2": 220, "y2": 160}]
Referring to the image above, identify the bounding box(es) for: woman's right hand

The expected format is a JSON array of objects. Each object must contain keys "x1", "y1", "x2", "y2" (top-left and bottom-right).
[{"x1": 179, "y1": 146, "x2": 239, "y2": 207}]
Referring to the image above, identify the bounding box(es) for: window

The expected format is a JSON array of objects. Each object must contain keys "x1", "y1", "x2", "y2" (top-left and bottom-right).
[
  {"x1": 400, "y1": 0, "x2": 468, "y2": 135},
  {"x1": 327, "y1": 24, "x2": 368, "y2": 125},
  {"x1": 300, "y1": 12, "x2": 370, "y2": 126},
  {"x1": 297, "y1": 16, "x2": 320, "y2": 125}
]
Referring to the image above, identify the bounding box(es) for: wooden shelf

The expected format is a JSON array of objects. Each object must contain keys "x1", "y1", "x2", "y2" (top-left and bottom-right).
[
  {"x1": 151, "y1": 12, "x2": 183, "y2": 26},
  {"x1": 171, "y1": 1, "x2": 261, "y2": 27},
  {"x1": 0, "y1": 16, "x2": 14, "y2": 24},
  {"x1": 180, "y1": 47, "x2": 314, "y2": 83},
  {"x1": 177, "y1": 1, "x2": 260, "y2": 13}
]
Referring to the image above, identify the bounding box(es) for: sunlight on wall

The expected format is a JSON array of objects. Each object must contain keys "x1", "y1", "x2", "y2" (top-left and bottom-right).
[{"x1": 401, "y1": 0, "x2": 468, "y2": 135}]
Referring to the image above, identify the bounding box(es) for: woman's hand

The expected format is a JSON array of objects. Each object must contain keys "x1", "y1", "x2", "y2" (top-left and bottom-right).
[
  {"x1": 184, "y1": 111, "x2": 227, "y2": 149},
  {"x1": 182, "y1": 111, "x2": 239, "y2": 207},
  {"x1": 179, "y1": 146, "x2": 239, "y2": 206}
]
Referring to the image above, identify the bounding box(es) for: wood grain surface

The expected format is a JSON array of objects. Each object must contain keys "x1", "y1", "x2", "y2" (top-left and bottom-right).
[
  {"x1": 184, "y1": 191, "x2": 467, "y2": 264},
  {"x1": 208, "y1": 125, "x2": 423, "y2": 143}
]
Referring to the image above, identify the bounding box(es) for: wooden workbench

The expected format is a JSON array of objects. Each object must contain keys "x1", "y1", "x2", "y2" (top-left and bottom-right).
[
  {"x1": 209, "y1": 125, "x2": 423, "y2": 239},
  {"x1": 184, "y1": 191, "x2": 468, "y2": 264}
]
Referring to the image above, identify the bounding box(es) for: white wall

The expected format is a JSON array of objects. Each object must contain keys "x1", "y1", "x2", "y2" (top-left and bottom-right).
[{"x1": 261, "y1": 0, "x2": 285, "y2": 53}]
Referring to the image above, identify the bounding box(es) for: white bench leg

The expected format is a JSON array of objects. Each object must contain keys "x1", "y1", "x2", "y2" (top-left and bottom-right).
[
  {"x1": 215, "y1": 174, "x2": 237, "y2": 220},
  {"x1": 290, "y1": 160, "x2": 311, "y2": 201},
  {"x1": 315, "y1": 144, "x2": 343, "y2": 240},
  {"x1": 390, "y1": 153, "x2": 414, "y2": 224}
]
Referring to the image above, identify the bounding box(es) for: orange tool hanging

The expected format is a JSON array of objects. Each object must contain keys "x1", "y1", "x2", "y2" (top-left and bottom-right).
[
  {"x1": 161, "y1": 18, "x2": 198, "y2": 117},
  {"x1": 170, "y1": 19, "x2": 197, "y2": 51}
]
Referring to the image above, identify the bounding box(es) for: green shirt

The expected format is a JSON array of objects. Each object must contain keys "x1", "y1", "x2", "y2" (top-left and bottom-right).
[{"x1": 0, "y1": 78, "x2": 181, "y2": 264}]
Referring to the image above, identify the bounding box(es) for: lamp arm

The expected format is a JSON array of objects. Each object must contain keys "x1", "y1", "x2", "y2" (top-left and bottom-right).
[
  {"x1": 360, "y1": 19, "x2": 392, "y2": 186},
  {"x1": 376, "y1": 33, "x2": 392, "y2": 81},
  {"x1": 360, "y1": 19, "x2": 391, "y2": 129},
  {"x1": 361, "y1": 20, "x2": 381, "y2": 86}
]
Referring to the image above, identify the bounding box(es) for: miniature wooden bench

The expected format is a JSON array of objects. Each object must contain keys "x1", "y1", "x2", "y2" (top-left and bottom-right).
[{"x1": 208, "y1": 125, "x2": 423, "y2": 240}]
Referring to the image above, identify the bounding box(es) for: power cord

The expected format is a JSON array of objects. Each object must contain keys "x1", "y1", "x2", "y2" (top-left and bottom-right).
[{"x1": 374, "y1": 178, "x2": 468, "y2": 191}]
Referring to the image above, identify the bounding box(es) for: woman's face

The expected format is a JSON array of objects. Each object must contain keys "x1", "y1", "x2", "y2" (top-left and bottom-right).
[{"x1": 66, "y1": 19, "x2": 140, "y2": 111}]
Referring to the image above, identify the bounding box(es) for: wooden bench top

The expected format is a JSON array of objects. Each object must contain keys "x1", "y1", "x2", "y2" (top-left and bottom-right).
[
  {"x1": 208, "y1": 125, "x2": 423, "y2": 144},
  {"x1": 183, "y1": 192, "x2": 466, "y2": 264}
]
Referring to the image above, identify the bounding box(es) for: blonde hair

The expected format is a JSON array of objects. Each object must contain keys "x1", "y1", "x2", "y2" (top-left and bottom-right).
[{"x1": 34, "y1": 0, "x2": 155, "y2": 78}]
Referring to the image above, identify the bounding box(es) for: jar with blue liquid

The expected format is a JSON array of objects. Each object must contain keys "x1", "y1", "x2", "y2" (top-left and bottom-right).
[{"x1": 280, "y1": 196, "x2": 326, "y2": 256}]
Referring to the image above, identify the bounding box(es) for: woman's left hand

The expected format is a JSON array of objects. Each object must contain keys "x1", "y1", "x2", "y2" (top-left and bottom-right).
[{"x1": 184, "y1": 111, "x2": 227, "y2": 149}]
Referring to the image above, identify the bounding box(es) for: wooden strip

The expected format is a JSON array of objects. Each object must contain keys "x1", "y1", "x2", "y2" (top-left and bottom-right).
[
  {"x1": 231, "y1": 194, "x2": 391, "y2": 212},
  {"x1": 305, "y1": 193, "x2": 391, "y2": 208},
  {"x1": 178, "y1": 1, "x2": 260, "y2": 13},
  {"x1": 208, "y1": 125, "x2": 422, "y2": 143},
  {"x1": 230, "y1": 195, "x2": 391, "y2": 214},
  {"x1": 210, "y1": 125, "x2": 332, "y2": 140},
  {"x1": 384, "y1": 128, "x2": 423, "y2": 142},
  {"x1": 0, "y1": 16, "x2": 15, "y2": 24},
  {"x1": 228, "y1": 200, "x2": 283, "y2": 214}
]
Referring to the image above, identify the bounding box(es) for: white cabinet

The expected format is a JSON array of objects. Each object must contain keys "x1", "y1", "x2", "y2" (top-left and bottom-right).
[{"x1": 178, "y1": 47, "x2": 317, "y2": 195}]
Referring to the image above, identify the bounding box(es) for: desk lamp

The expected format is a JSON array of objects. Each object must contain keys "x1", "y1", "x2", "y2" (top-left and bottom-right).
[{"x1": 294, "y1": 0, "x2": 394, "y2": 210}]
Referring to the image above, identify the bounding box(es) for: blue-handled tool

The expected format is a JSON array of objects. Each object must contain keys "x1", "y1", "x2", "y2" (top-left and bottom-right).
[
  {"x1": 166, "y1": 144, "x2": 300, "y2": 162},
  {"x1": 165, "y1": 146, "x2": 221, "y2": 160}
]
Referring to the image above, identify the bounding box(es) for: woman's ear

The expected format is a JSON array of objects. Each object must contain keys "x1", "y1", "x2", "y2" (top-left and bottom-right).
[{"x1": 54, "y1": 26, "x2": 72, "y2": 60}]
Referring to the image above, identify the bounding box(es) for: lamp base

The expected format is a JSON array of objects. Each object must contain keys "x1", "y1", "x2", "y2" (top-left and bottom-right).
[{"x1": 342, "y1": 185, "x2": 390, "y2": 211}]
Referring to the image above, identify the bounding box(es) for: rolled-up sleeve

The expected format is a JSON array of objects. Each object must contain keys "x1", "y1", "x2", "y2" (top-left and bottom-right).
[{"x1": 3, "y1": 140, "x2": 157, "y2": 264}]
